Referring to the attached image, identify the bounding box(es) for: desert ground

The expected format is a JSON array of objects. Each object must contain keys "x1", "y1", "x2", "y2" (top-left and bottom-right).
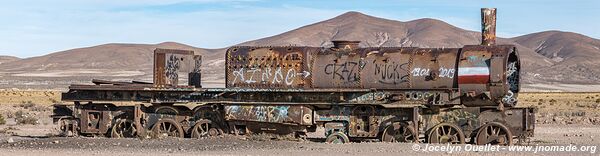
[{"x1": 0, "y1": 91, "x2": 599, "y2": 155}]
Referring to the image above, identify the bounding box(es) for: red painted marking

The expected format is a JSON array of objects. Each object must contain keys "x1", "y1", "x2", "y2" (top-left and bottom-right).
[{"x1": 458, "y1": 75, "x2": 489, "y2": 84}]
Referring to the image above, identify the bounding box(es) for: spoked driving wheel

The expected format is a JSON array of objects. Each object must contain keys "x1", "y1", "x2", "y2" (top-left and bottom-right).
[
  {"x1": 191, "y1": 120, "x2": 222, "y2": 138},
  {"x1": 427, "y1": 123, "x2": 465, "y2": 144},
  {"x1": 381, "y1": 122, "x2": 417, "y2": 143},
  {"x1": 152, "y1": 119, "x2": 184, "y2": 139},
  {"x1": 111, "y1": 119, "x2": 137, "y2": 138},
  {"x1": 475, "y1": 122, "x2": 513, "y2": 145}
]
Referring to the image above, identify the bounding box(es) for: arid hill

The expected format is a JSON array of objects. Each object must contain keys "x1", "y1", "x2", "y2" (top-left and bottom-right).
[
  {"x1": 512, "y1": 31, "x2": 600, "y2": 84},
  {"x1": 1, "y1": 11, "x2": 599, "y2": 89},
  {"x1": 0, "y1": 42, "x2": 225, "y2": 89},
  {"x1": 0, "y1": 56, "x2": 20, "y2": 65}
]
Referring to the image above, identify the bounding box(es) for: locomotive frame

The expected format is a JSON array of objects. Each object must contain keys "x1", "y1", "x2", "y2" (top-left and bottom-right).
[{"x1": 52, "y1": 8, "x2": 535, "y2": 145}]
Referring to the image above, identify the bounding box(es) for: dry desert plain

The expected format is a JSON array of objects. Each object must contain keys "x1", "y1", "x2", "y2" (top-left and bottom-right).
[{"x1": 0, "y1": 90, "x2": 598, "y2": 155}]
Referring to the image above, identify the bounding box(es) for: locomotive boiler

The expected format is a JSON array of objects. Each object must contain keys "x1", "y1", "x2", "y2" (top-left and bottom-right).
[{"x1": 52, "y1": 8, "x2": 534, "y2": 145}]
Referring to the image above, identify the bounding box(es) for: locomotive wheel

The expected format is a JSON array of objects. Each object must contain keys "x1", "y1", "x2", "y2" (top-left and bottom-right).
[
  {"x1": 427, "y1": 123, "x2": 465, "y2": 144},
  {"x1": 57, "y1": 117, "x2": 77, "y2": 137},
  {"x1": 325, "y1": 132, "x2": 350, "y2": 144},
  {"x1": 475, "y1": 122, "x2": 513, "y2": 145},
  {"x1": 152, "y1": 119, "x2": 184, "y2": 139},
  {"x1": 111, "y1": 119, "x2": 137, "y2": 138},
  {"x1": 191, "y1": 120, "x2": 222, "y2": 138},
  {"x1": 381, "y1": 122, "x2": 417, "y2": 143}
]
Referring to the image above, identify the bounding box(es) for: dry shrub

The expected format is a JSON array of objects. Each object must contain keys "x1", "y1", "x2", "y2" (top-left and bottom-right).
[
  {"x1": 15, "y1": 110, "x2": 38, "y2": 125},
  {"x1": 0, "y1": 114, "x2": 5, "y2": 125},
  {"x1": 17, "y1": 116, "x2": 38, "y2": 125},
  {"x1": 18, "y1": 101, "x2": 35, "y2": 109}
]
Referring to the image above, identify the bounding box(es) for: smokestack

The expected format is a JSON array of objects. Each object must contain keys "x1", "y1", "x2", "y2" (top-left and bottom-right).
[
  {"x1": 331, "y1": 40, "x2": 360, "y2": 50},
  {"x1": 481, "y1": 8, "x2": 497, "y2": 46}
]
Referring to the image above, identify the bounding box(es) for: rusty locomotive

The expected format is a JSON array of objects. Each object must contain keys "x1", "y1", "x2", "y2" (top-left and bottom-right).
[{"x1": 52, "y1": 8, "x2": 534, "y2": 145}]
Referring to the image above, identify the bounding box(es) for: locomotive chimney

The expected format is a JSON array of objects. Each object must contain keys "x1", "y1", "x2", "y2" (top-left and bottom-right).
[
  {"x1": 332, "y1": 40, "x2": 360, "y2": 50},
  {"x1": 481, "y1": 8, "x2": 497, "y2": 46}
]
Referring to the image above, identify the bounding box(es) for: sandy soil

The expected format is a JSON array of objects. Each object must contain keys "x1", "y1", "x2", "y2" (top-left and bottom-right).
[
  {"x1": 0, "y1": 125, "x2": 597, "y2": 156},
  {"x1": 522, "y1": 84, "x2": 600, "y2": 92}
]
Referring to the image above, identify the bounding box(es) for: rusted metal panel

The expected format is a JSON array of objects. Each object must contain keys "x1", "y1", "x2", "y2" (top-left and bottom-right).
[
  {"x1": 189, "y1": 55, "x2": 203, "y2": 88},
  {"x1": 224, "y1": 105, "x2": 312, "y2": 125},
  {"x1": 360, "y1": 48, "x2": 412, "y2": 88},
  {"x1": 226, "y1": 46, "x2": 318, "y2": 89},
  {"x1": 408, "y1": 48, "x2": 458, "y2": 89},
  {"x1": 311, "y1": 47, "x2": 365, "y2": 88},
  {"x1": 481, "y1": 8, "x2": 497, "y2": 46},
  {"x1": 79, "y1": 107, "x2": 112, "y2": 134},
  {"x1": 312, "y1": 47, "x2": 459, "y2": 89},
  {"x1": 153, "y1": 48, "x2": 201, "y2": 88}
]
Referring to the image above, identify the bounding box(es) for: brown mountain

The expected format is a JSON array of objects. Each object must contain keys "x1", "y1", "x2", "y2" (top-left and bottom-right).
[
  {"x1": 1, "y1": 11, "x2": 599, "y2": 89},
  {"x1": 0, "y1": 42, "x2": 225, "y2": 89},
  {"x1": 241, "y1": 11, "x2": 482, "y2": 48},
  {"x1": 0, "y1": 42, "x2": 220, "y2": 71},
  {"x1": 0, "y1": 55, "x2": 20, "y2": 65},
  {"x1": 512, "y1": 31, "x2": 600, "y2": 84}
]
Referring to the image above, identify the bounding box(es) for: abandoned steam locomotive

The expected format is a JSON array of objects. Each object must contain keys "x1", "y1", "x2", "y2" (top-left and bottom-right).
[{"x1": 52, "y1": 8, "x2": 534, "y2": 145}]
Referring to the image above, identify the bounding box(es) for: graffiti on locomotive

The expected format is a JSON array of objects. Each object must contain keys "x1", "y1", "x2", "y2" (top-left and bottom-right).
[{"x1": 230, "y1": 52, "x2": 310, "y2": 86}]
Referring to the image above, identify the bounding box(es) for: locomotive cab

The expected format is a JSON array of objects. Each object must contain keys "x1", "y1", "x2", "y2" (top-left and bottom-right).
[{"x1": 458, "y1": 45, "x2": 520, "y2": 107}]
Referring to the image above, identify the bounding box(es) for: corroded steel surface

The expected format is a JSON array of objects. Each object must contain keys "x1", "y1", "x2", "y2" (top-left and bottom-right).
[
  {"x1": 225, "y1": 44, "x2": 519, "y2": 107},
  {"x1": 224, "y1": 105, "x2": 312, "y2": 125},
  {"x1": 226, "y1": 46, "x2": 319, "y2": 88},
  {"x1": 154, "y1": 48, "x2": 202, "y2": 88},
  {"x1": 227, "y1": 46, "x2": 464, "y2": 90},
  {"x1": 311, "y1": 47, "x2": 460, "y2": 89},
  {"x1": 481, "y1": 8, "x2": 497, "y2": 46}
]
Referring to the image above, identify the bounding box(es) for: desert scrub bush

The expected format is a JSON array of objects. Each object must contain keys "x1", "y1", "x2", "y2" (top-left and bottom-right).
[
  {"x1": 14, "y1": 110, "x2": 38, "y2": 125},
  {"x1": 0, "y1": 114, "x2": 5, "y2": 125},
  {"x1": 18, "y1": 101, "x2": 35, "y2": 109},
  {"x1": 17, "y1": 116, "x2": 38, "y2": 125},
  {"x1": 596, "y1": 98, "x2": 600, "y2": 103}
]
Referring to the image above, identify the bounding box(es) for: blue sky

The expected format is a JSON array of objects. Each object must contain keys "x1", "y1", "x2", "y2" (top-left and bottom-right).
[{"x1": 1, "y1": 0, "x2": 599, "y2": 58}]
